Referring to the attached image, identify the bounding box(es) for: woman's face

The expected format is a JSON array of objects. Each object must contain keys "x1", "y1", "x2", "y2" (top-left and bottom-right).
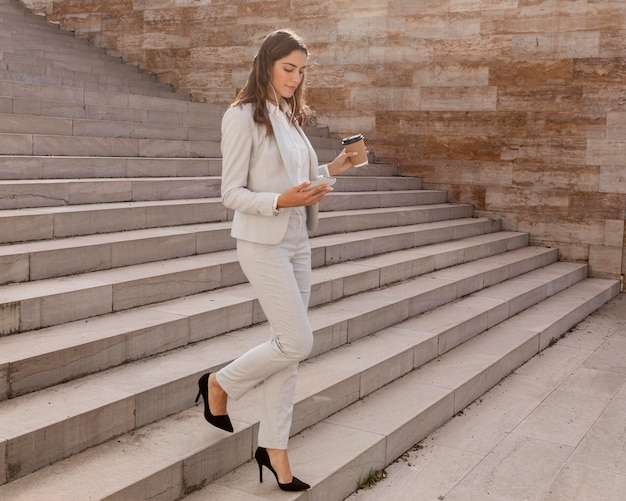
[{"x1": 269, "y1": 49, "x2": 307, "y2": 103}]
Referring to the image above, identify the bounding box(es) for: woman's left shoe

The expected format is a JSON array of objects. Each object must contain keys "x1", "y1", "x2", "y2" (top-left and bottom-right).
[
  {"x1": 195, "y1": 372, "x2": 233, "y2": 433},
  {"x1": 254, "y1": 447, "x2": 310, "y2": 491}
]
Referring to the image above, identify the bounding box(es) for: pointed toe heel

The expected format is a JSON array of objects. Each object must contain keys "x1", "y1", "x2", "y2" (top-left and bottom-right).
[
  {"x1": 195, "y1": 372, "x2": 233, "y2": 433},
  {"x1": 254, "y1": 447, "x2": 310, "y2": 492}
]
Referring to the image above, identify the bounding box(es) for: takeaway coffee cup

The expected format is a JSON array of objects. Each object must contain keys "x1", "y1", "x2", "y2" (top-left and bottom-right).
[{"x1": 342, "y1": 133, "x2": 368, "y2": 167}]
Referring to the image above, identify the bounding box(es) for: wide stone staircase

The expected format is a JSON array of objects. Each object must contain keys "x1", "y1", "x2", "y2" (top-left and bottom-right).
[{"x1": 0, "y1": 1, "x2": 621, "y2": 499}]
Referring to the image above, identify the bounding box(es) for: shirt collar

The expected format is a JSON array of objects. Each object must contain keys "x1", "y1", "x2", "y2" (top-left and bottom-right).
[{"x1": 266, "y1": 99, "x2": 292, "y2": 118}]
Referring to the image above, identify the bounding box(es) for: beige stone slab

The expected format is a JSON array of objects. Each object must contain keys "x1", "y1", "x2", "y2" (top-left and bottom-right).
[
  {"x1": 376, "y1": 323, "x2": 439, "y2": 368},
  {"x1": 408, "y1": 280, "x2": 460, "y2": 316},
  {"x1": 413, "y1": 294, "x2": 500, "y2": 343},
  {"x1": 108, "y1": 263, "x2": 222, "y2": 311},
  {"x1": 559, "y1": 366, "x2": 626, "y2": 400},
  {"x1": 34, "y1": 135, "x2": 140, "y2": 156},
  {"x1": 410, "y1": 346, "x2": 502, "y2": 413},
  {"x1": 30, "y1": 241, "x2": 111, "y2": 279},
  {"x1": 0, "y1": 156, "x2": 45, "y2": 180},
  {"x1": 2, "y1": 308, "x2": 188, "y2": 396},
  {"x1": 69, "y1": 179, "x2": 132, "y2": 204},
  {"x1": 0, "y1": 410, "x2": 228, "y2": 501},
  {"x1": 0, "y1": 386, "x2": 135, "y2": 482},
  {"x1": 587, "y1": 139, "x2": 626, "y2": 167},
  {"x1": 111, "y1": 229, "x2": 199, "y2": 267},
  {"x1": 347, "y1": 443, "x2": 483, "y2": 501},
  {"x1": 582, "y1": 329, "x2": 626, "y2": 376},
  {"x1": 0, "y1": 112, "x2": 72, "y2": 135},
  {"x1": 515, "y1": 344, "x2": 592, "y2": 388},
  {"x1": 0, "y1": 133, "x2": 33, "y2": 155},
  {"x1": 473, "y1": 276, "x2": 549, "y2": 316},
  {"x1": 0, "y1": 276, "x2": 113, "y2": 332},
  {"x1": 325, "y1": 371, "x2": 455, "y2": 465},
  {"x1": 0, "y1": 252, "x2": 28, "y2": 284},
  {"x1": 514, "y1": 387, "x2": 611, "y2": 447},
  {"x1": 0, "y1": 180, "x2": 71, "y2": 209},
  {"x1": 428, "y1": 373, "x2": 553, "y2": 456},
  {"x1": 545, "y1": 461, "x2": 626, "y2": 501},
  {"x1": 444, "y1": 434, "x2": 574, "y2": 501},
  {"x1": 567, "y1": 396, "x2": 626, "y2": 476},
  {"x1": 156, "y1": 289, "x2": 253, "y2": 343},
  {"x1": 183, "y1": 484, "x2": 268, "y2": 501}
]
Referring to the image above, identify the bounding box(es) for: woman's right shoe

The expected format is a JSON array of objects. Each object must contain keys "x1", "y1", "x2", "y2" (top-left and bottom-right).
[
  {"x1": 254, "y1": 447, "x2": 310, "y2": 491},
  {"x1": 194, "y1": 372, "x2": 233, "y2": 433}
]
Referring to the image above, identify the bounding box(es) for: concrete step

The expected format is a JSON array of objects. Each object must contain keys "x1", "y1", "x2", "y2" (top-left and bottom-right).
[
  {"x1": 0, "y1": 201, "x2": 465, "y2": 284},
  {"x1": 0, "y1": 132, "x2": 222, "y2": 157},
  {"x1": 0, "y1": 68, "x2": 185, "y2": 100},
  {"x1": 0, "y1": 176, "x2": 427, "y2": 209},
  {"x1": 0, "y1": 156, "x2": 224, "y2": 180},
  {"x1": 0, "y1": 80, "x2": 222, "y2": 118},
  {"x1": 0, "y1": 96, "x2": 222, "y2": 128},
  {"x1": 0, "y1": 198, "x2": 229, "y2": 244},
  {"x1": 0, "y1": 63, "x2": 180, "y2": 101},
  {"x1": 0, "y1": 112, "x2": 221, "y2": 142},
  {"x1": 0, "y1": 177, "x2": 222, "y2": 209},
  {"x1": 0, "y1": 268, "x2": 617, "y2": 497},
  {"x1": 2, "y1": 50, "x2": 147, "y2": 79},
  {"x1": 0, "y1": 231, "x2": 535, "y2": 397},
  {"x1": 0, "y1": 155, "x2": 401, "y2": 182},
  {"x1": 0, "y1": 217, "x2": 498, "y2": 334}
]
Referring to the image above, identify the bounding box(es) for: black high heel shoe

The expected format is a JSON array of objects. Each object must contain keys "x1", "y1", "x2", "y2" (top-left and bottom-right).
[
  {"x1": 194, "y1": 372, "x2": 233, "y2": 433},
  {"x1": 254, "y1": 447, "x2": 310, "y2": 491}
]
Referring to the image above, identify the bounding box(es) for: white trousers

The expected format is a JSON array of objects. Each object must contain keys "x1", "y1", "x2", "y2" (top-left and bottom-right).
[{"x1": 216, "y1": 209, "x2": 313, "y2": 449}]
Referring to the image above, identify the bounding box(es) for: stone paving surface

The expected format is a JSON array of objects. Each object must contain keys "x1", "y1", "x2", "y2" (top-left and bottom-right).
[{"x1": 346, "y1": 292, "x2": 626, "y2": 501}]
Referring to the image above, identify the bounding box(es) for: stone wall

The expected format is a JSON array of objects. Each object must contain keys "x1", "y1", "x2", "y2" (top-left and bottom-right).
[{"x1": 20, "y1": 0, "x2": 626, "y2": 282}]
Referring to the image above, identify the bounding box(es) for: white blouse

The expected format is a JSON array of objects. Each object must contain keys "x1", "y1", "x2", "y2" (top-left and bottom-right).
[{"x1": 267, "y1": 100, "x2": 309, "y2": 184}]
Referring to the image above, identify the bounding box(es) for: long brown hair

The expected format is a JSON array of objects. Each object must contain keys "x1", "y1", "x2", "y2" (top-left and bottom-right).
[{"x1": 231, "y1": 29, "x2": 310, "y2": 134}]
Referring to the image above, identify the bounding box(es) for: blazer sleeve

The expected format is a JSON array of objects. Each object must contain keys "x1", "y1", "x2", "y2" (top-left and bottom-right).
[{"x1": 220, "y1": 106, "x2": 278, "y2": 217}]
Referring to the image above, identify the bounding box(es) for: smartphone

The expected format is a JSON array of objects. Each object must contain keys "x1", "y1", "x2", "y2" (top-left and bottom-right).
[{"x1": 302, "y1": 176, "x2": 336, "y2": 191}]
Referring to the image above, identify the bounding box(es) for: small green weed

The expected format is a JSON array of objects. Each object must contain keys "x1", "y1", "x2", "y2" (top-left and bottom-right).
[{"x1": 356, "y1": 468, "x2": 387, "y2": 490}]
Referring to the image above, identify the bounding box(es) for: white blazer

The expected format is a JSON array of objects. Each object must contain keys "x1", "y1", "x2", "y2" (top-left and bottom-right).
[{"x1": 220, "y1": 102, "x2": 324, "y2": 245}]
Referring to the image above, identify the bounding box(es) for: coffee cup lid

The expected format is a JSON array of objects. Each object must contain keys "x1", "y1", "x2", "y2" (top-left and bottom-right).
[{"x1": 342, "y1": 133, "x2": 364, "y2": 145}]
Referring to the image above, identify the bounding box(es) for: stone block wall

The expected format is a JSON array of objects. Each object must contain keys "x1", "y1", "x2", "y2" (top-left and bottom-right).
[{"x1": 20, "y1": 0, "x2": 626, "y2": 282}]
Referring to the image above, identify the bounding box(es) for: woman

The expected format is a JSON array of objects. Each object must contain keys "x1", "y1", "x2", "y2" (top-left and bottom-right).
[{"x1": 194, "y1": 29, "x2": 358, "y2": 491}]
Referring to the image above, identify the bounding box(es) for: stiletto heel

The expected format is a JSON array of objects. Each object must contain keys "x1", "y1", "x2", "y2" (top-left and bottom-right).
[
  {"x1": 195, "y1": 372, "x2": 233, "y2": 433},
  {"x1": 254, "y1": 447, "x2": 310, "y2": 491}
]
